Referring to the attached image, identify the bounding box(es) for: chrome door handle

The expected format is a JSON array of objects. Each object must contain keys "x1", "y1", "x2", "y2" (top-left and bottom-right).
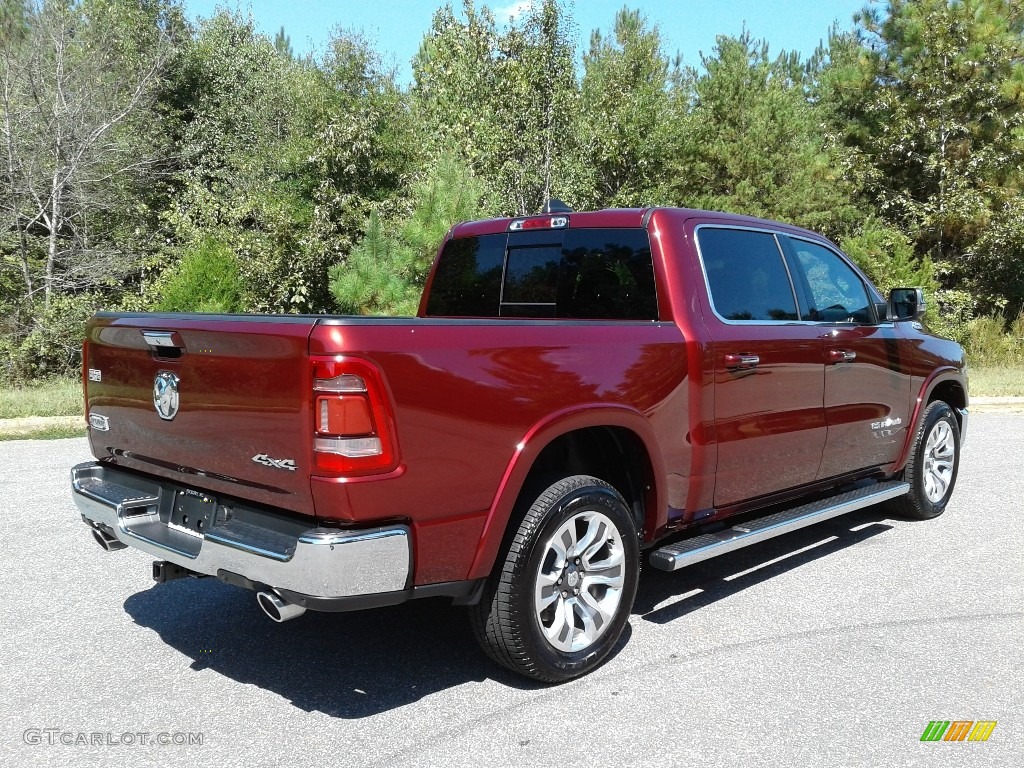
[{"x1": 724, "y1": 354, "x2": 760, "y2": 370}]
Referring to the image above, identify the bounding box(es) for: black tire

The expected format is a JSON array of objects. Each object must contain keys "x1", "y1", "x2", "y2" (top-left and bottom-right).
[
  {"x1": 890, "y1": 400, "x2": 961, "y2": 520},
  {"x1": 470, "y1": 474, "x2": 640, "y2": 683}
]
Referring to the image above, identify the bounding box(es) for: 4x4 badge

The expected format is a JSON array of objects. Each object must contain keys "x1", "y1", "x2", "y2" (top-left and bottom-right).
[
  {"x1": 252, "y1": 454, "x2": 297, "y2": 471},
  {"x1": 153, "y1": 371, "x2": 180, "y2": 420}
]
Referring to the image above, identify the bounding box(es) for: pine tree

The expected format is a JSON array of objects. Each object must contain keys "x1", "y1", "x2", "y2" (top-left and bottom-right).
[
  {"x1": 820, "y1": 0, "x2": 1024, "y2": 313},
  {"x1": 330, "y1": 156, "x2": 485, "y2": 315},
  {"x1": 577, "y1": 8, "x2": 673, "y2": 208},
  {"x1": 668, "y1": 31, "x2": 860, "y2": 236}
]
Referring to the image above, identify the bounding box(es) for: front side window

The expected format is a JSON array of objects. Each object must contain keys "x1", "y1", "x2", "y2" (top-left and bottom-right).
[
  {"x1": 697, "y1": 227, "x2": 799, "y2": 322},
  {"x1": 789, "y1": 240, "x2": 872, "y2": 324}
]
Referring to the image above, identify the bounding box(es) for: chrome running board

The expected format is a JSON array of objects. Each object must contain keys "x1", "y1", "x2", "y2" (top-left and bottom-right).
[{"x1": 649, "y1": 481, "x2": 909, "y2": 572}]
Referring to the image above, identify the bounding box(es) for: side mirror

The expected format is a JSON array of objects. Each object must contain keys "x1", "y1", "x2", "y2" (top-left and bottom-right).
[{"x1": 889, "y1": 287, "x2": 926, "y2": 321}]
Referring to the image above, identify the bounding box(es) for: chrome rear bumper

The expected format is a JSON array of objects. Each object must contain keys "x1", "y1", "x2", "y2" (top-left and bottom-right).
[{"x1": 71, "y1": 462, "x2": 411, "y2": 599}]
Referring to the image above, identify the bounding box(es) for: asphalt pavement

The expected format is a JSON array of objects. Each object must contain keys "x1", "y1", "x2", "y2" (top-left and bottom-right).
[{"x1": 1, "y1": 413, "x2": 1021, "y2": 768}]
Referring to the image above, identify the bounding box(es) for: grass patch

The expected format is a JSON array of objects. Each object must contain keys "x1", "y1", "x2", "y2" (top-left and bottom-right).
[
  {"x1": 0, "y1": 378, "x2": 83, "y2": 419},
  {"x1": 0, "y1": 423, "x2": 87, "y2": 441},
  {"x1": 970, "y1": 366, "x2": 1024, "y2": 398},
  {"x1": 0, "y1": 415, "x2": 86, "y2": 441}
]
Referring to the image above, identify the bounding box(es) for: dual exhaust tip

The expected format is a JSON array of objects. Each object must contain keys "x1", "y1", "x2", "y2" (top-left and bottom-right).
[
  {"x1": 91, "y1": 526, "x2": 127, "y2": 552},
  {"x1": 256, "y1": 590, "x2": 306, "y2": 622}
]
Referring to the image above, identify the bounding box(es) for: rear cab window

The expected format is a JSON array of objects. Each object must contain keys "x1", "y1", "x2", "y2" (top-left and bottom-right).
[{"x1": 425, "y1": 228, "x2": 658, "y2": 320}]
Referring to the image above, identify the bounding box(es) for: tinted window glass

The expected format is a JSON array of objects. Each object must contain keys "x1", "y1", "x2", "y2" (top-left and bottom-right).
[
  {"x1": 424, "y1": 234, "x2": 505, "y2": 317},
  {"x1": 503, "y1": 245, "x2": 561, "y2": 305},
  {"x1": 558, "y1": 229, "x2": 658, "y2": 320},
  {"x1": 790, "y1": 240, "x2": 872, "y2": 323},
  {"x1": 698, "y1": 228, "x2": 798, "y2": 321},
  {"x1": 426, "y1": 227, "x2": 658, "y2": 320}
]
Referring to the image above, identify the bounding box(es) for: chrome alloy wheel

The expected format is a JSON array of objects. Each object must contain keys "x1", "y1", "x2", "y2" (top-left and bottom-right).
[
  {"x1": 533, "y1": 510, "x2": 626, "y2": 653},
  {"x1": 922, "y1": 419, "x2": 956, "y2": 503}
]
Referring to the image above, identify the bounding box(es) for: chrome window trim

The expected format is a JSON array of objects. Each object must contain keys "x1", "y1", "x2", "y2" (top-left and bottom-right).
[{"x1": 694, "y1": 224, "x2": 893, "y2": 327}]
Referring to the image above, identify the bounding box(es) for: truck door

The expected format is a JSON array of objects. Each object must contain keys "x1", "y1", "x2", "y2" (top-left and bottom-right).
[
  {"x1": 695, "y1": 226, "x2": 828, "y2": 508},
  {"x1": 779, "y1": 236, "x2": 914, "y2": 478}
]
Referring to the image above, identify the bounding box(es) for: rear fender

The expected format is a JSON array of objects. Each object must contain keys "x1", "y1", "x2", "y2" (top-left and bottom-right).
[{"x1": 465, "y1": 405, "x2": 666, "y2": 581}]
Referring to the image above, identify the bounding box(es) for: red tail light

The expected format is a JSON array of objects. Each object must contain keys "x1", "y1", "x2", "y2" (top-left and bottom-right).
[{"x1": 311, "y1": 357, "x2": 399, "y2": 476}]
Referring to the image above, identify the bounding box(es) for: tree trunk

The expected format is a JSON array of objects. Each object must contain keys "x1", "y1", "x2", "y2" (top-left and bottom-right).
[{"x1": 45, "y1": 161, "x2": 60, "y2": 311}]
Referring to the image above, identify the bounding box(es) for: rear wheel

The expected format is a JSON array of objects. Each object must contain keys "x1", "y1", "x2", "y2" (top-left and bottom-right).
[
  {"x1": 891, "y1": 400, "x2": 960, "y2": 520},
  {"x1": 470, "y1": 474, "x2": 640, "y2": 682}
]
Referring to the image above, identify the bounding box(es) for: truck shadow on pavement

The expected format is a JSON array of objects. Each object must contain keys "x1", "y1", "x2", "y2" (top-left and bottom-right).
[
  {"x1": 635, "y1": 508, "x2": 895, "y2": 624},
  {"x1": 122, "y1": 507, "x2": 893, "y2": 717},
  {"x1": 123, "y1": 581, "x2": 548, "y2": 718}
]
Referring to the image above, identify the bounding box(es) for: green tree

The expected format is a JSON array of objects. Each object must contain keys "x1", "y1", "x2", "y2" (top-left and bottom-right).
[
  {"x1": 304, "y1": 29, "x2": 419, "y2": 280},
  {"x1": 577, "y1": 7, "x2": 674, "y2": 208},
  {"x1": 157, "y1": 14, "x2": 415, "y2": 314},
  {"x1": 273, "y1": 25, "x2": 292, "y2": 59},
  {"x1": 330, "y1": 155, "x2": 485, "y2": 315},
  {"x1": 0, "y1": 0, "x2": 179, "y2": 381},
  {"x1": 668, "y1": 31, "x2": 860, "y2": 236},
  {"x1": 412, "y1": 0, "x2": 579, "y2": 214},
  {"x1": 821, "y1": 0, "x2": 1024, "y2": 312}
]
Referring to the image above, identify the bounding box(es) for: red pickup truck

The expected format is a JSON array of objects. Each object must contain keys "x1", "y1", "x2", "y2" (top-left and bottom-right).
[{"x1": 72, "y1": 207, "x2": 967, "y2": 682}]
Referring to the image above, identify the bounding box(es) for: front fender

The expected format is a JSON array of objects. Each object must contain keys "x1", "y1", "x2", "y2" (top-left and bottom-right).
[{"x1": 890, "y1": 367, "x2": 968, "y2": 473}]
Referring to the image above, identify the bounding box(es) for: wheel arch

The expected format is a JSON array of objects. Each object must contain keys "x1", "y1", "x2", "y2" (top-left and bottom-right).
[
  {"x1": 465, "y1": 406, "x2": 665, "y2": 581},
  {"x1": 892, "y1": 368, "x2": 968, "y2": 472}
]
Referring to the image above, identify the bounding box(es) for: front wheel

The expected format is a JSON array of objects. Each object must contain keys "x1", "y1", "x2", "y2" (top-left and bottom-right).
[
  {"x1": 470, "y1": 475, "x2": 640, "y2": 682},
  {"x1": 891, "y1": 400, "x2": 961, "y2": 520}
]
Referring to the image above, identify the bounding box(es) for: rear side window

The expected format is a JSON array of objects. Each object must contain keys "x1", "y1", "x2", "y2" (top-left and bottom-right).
[
  {"x1": 425, "y1": 228, "x2": 658, "y2": 320},
  {"x1": 697, "y1": 227, "x2": 799, "y2": 322},
  {"x1": 423, "y1": 234, "x2": 506, "y2": 317}
]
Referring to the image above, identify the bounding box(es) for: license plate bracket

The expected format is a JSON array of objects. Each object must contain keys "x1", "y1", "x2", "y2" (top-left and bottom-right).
[{"x1": 170, "y1": 490, "x2": 218, "y2": 536}]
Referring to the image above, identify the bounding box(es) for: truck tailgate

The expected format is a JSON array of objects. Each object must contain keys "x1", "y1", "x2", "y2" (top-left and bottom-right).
[{"x1": 83, "y1": 313, "x2": 318, "y2": 515}]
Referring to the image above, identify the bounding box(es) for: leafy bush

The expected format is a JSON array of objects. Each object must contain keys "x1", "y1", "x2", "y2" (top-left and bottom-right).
[
  {"x1": 156, "y1": 237, "x2": 243, "y2": 313},
  {"x1": 0, "y1": 294, "x2": 100, "y2": 384},
  {"x1": 928, "y1": 288, "x2": 974, "y2": 346},
  {"x1": 964, "y1": 311, "x2": 1024, "y2": 367},
  {"x1": 841, "y1": 220, "x2": 939, "y2": 297}
]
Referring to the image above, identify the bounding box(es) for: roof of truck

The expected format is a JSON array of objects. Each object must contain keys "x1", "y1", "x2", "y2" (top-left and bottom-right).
[{"x1": 447, "y1": 207, "x2": 830, "y2": 243}]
